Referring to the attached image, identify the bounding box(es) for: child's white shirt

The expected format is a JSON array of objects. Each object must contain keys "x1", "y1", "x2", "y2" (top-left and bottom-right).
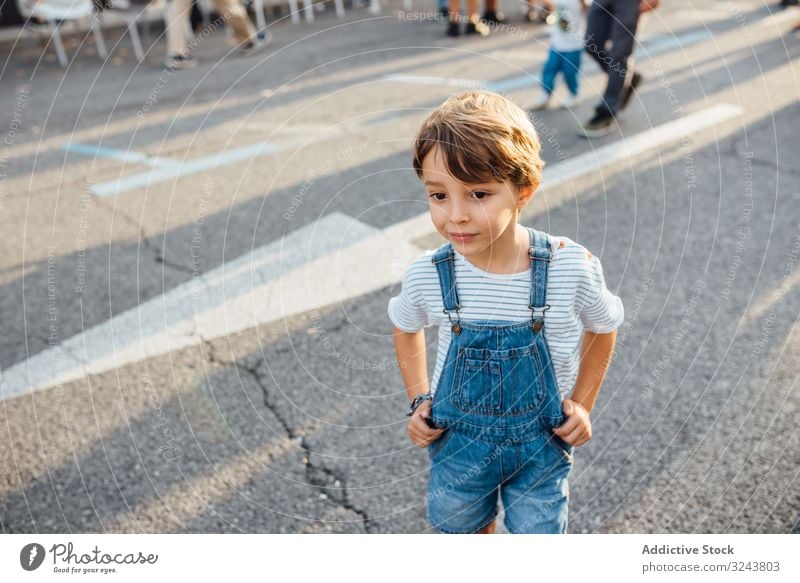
[
  {"x1": 388, "y1": 234, "x2": 624, "y2": 398},
  {"x1": 549, "y1": 0, "x2": 587, "y2": 53}
]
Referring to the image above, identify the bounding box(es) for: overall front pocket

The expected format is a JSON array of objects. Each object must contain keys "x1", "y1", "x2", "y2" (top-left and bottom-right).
[
  {"x1": 451, "y1": 347, "x2": 503, "y2": 415},
  {"x1": 498, "y1": 344, "x2": 549, "y2": 415},
  {"x1": 451, "y1": 345, "x2": 548, "y2": 416}
]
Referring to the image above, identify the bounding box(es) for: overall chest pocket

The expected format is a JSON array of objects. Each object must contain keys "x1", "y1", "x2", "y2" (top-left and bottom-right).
[{"x1": 451, "y1": 345, "x2": 549, "y2": 417}]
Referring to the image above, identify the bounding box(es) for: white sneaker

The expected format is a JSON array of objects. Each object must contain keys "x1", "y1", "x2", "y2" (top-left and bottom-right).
[
  {"x1": 530, "y1": 92, "x2": 551, "y2": 111},
  {"x1": 561, "y1": 93, "x2": 578, "y2": 109}
]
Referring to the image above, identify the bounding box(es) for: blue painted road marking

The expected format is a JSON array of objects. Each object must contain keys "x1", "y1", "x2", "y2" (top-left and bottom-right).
[
  {"x1": 61, "y1": 143, "x2": 178, "y2": 168},
  {"x1": 65, "y1": 141, "x2": 280, "y2": 198}
]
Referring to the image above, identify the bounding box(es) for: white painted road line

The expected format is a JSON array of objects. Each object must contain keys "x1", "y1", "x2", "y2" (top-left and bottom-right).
[
  {"x1": 543, "y1": 103, "x2": 743, "y2": 187},
  {"x1": 0, "y1": 212, "x2": 423, "y2": 401},
  {"x1": 1, "y1": 103, "x2": 744, "y2": 401},
  {"x1": 381, "y1": 74, "x2": 487, "y2": 89},
  {"x1": 636, "y1": 30, "x2": 713, "y2": 57},
  {"x1": 742, "y1": 269, "x2": 800, "y2": 325}
]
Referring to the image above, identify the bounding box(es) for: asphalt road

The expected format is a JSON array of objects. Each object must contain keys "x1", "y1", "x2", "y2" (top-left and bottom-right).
[{"x1": 0, "y1": 0, "x2": 798, "y2": 533}]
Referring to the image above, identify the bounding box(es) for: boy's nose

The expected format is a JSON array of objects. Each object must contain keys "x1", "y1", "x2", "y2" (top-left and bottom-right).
[{"x1": 449, "y1": 205, "x2": 470, "y2": 223}]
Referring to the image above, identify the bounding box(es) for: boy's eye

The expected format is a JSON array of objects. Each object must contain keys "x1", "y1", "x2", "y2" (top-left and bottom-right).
[
  {"x1": 429, "y1": 192, "x2": 447, "y2": 201},
  {"x1": 471, "y1": 191, "x2": 490, "y2": 200}
]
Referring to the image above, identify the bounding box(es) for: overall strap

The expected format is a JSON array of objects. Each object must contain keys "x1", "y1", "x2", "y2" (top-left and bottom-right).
[
  {"x1": 431, "y1": 242, "x2": 462, "y2": 333},
  {"x1": 527, "y1": 227, "x2": 551, "y2": 331},
  {"x1": 432, "y1": 243, "x2": 460, "y2": 311}
]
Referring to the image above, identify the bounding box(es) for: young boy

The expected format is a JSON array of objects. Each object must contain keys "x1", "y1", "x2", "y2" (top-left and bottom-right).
[{"x1": 388, "y1": 91, "x2": 623, "y2": 534}]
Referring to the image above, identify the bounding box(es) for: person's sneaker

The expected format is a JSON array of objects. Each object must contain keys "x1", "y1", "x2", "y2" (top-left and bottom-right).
[
  {"x1": 164, "y1": 54, "x2": 198, "y2": 70},
  {"x1": 619, "y1": 71, "x2": 642, "y2": 110},
  {"x1": 561, "y1": 93, "x2": 578, "y2": 109},
  {"x1": 466, "y1": 19, "x2": 490, "y2": 36},
  {"x1": 580, "y1": 110, "x2": 616, "y2": 138},
  {"x1": 530, "y1": 92, "x2": 551, "y2": 111},
  {"x1": 446, "y1": 20, "x2": 461, "y2": 37},
  {"x1": 240, "y1": 30, "x2": 272, "y2": 57}
]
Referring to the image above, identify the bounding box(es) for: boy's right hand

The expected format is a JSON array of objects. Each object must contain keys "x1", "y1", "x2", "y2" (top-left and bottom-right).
[{"x1": 408, "y1": 400, "x2": 444, "y2": 448}]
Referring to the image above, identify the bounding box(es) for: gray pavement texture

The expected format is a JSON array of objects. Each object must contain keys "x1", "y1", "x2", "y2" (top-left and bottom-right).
[{"x1": 1, "y1": 0, "x2": 799, "y2": 533}]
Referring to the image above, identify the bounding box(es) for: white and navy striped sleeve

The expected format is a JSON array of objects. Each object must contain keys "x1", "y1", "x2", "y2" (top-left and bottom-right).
[
  {"x1": 575, "y1": 251, "x2": 624, "y2": 334},
  {"x1": 388, "y1": 257, "x2": 430, "y2": 333}
]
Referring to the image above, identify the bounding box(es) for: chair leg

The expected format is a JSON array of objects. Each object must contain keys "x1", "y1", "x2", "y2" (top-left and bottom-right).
[
  {"x1": 201, "y1": 0, "x2": 210, "y2": 27},
  {"x1": 47, "y1": 18, "x2": 69, "y2": 67},
  {"x1": 303, "y1": 0, "x2": 314, "y2": 23},
  {"x1": 289, "y1": 0, "x2": 301, "y2": 24},
  {"x1": 127, "y1": 17, "x2": 144, "y2": 62},
  {"x1": 335, "y1": 0, "x2": 344, "y2": 17},
  {"x1": 254, "y1": 0, "x2": 267, "y2": 30},
  {"x1": 91, "y1": 12, "x2": 108, "y2": 60}
]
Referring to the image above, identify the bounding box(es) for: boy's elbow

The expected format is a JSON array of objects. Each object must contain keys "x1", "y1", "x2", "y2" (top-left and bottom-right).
[
  {"x1": 393, "y1": 325, "x2": 422, "y2": 337},
  {"x1": 585, "y1": 329, "x2": 617, "y2": 341}
]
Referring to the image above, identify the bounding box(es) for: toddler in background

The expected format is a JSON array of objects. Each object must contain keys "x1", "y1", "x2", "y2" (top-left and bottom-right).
[{"x1": 531, "y1": 0, "x2": 588, "y2": 110}]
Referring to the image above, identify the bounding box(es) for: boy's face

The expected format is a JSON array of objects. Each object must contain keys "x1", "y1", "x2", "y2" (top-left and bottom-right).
[{"x1": 421, "y1": 146, "x2": 535, "y2": 258}]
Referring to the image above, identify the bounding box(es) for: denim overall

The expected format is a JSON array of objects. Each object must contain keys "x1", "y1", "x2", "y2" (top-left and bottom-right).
[{"x1": 426, "y1": 227, "x2": 574, "y2": 534}]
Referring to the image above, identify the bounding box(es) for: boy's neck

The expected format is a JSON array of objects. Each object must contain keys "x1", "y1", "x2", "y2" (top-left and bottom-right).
[{"x1": 460, "y1": 223, "x2": 531, "y2": 275}]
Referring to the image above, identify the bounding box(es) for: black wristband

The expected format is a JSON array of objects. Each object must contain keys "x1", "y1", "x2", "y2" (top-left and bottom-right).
[{"x1": 406, "y1": 393, "x2": 432, "y2": 417}]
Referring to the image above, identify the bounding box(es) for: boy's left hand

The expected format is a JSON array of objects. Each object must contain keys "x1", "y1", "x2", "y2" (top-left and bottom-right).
[{"x1": 552, "y1": 399, "x2": 592, "y2": 447}]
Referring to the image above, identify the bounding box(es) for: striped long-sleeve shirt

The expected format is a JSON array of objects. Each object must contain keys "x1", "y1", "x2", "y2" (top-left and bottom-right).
[{"x1": 388, "y1": 233, "x2": 624, "y2": 397}]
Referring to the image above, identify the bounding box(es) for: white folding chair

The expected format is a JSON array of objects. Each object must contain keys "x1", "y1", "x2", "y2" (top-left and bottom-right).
[{"x1": 19, "y1": 0, "x2": 107, "y2": 67}]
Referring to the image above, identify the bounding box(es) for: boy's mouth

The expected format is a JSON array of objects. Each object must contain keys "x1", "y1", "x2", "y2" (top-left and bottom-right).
[{"x1": 450, "y1": 232, "x2": 477, "y2": 243}]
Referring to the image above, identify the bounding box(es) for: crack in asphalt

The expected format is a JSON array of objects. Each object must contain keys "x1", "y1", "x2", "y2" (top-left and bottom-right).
[
  {"x1": 198, "y1": 337, "x2": 372, "y2": 533},
  {"x1": 98, "y1": 202, "x2": 196, "y2": 276},
  {"x1": 728, "y1": 133, "x2": 800, "y2": 179}
]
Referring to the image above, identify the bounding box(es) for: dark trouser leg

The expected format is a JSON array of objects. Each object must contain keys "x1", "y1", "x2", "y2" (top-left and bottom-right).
[
  {"x1": 603, "y1": 0, "x2": 640, "y2": 115},
  {"x1": 585, "y1": 0, "x2": 640, "y2": 116},
  {"x1": 584, "y1": 0, "x2": 613, "y2": 73}
]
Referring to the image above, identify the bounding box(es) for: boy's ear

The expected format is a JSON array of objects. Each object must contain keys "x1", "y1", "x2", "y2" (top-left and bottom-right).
[{"x1": 516, "y1": 184, "x2": 537, "y2": 209}]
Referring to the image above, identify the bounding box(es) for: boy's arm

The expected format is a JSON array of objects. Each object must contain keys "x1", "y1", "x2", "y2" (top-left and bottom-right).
[
  {"x1": 553, "y1": 330, "x2": 617, "y2": 446},
  {"x1": 392, "y1": 327, "x2": 430, "y2": 400},
  {"x1": 394, "y1": 327, "x2": 444, "y2": 446},
  {"x1": 570, "y1": 330, "x2": 617, "y2": 413}
]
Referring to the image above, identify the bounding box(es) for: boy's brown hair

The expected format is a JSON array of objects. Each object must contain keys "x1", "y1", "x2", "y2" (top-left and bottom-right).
[{"x1": 412, "y1": 91, "x2": 545, "y2": 192}]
